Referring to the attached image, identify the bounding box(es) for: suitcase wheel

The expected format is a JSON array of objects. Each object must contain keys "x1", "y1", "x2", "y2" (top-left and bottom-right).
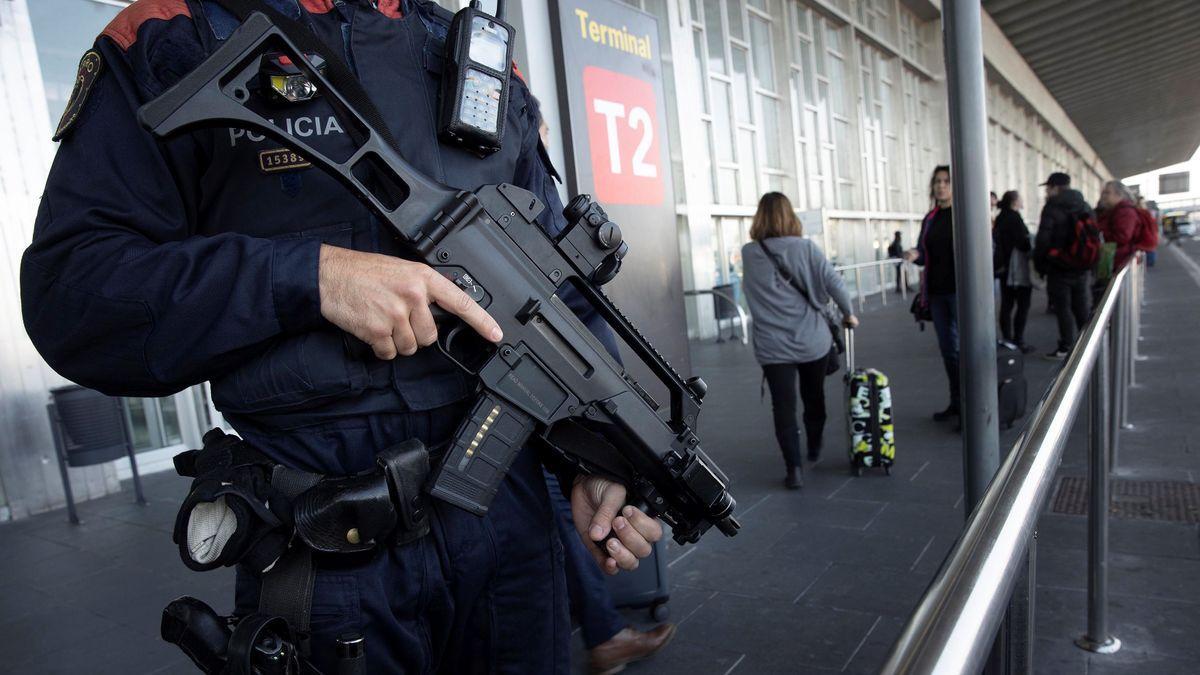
[{"x1": 650, "y1": 599, "x2": 670, "y2": 622}]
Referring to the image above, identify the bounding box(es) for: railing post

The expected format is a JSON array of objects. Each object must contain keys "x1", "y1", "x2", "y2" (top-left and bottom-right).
[
  {"x1": 1128, "y1": 258, "x2": 1138, "y2": 387},
  {"x1": 900, "y1": 262, "x2": 908, "y2": 301},
  {"x1": 1120, "y1": 270, "x2": 1133, "y2": 429},
  {"x1": 1076, "y1": 328, "x2": 1121, "y2": 655},
  {"x1": 1109, "y1": 289, "x2": 1125, "y2": 470},
  {"x1": 854, "y1": 267, "x2": 864, "y2": 313},
  {"x1": 880, "y1": 263, "x2": 888, "y2": 306}
]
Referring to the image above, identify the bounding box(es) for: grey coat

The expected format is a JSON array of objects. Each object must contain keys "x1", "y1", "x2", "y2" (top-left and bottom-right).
[{"x1": 741, "y1": 236, "x2": 854, "y2": 365}]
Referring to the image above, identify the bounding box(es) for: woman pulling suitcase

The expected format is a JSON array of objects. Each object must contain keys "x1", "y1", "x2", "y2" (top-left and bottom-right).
[{"x1": 741, "y1": 193, "x2": 858, "y2": 490}]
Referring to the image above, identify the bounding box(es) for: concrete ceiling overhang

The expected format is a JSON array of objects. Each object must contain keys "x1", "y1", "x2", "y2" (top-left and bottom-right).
[{"x1": 982, "y1": 0, "x2": 1200, "y2": 177}]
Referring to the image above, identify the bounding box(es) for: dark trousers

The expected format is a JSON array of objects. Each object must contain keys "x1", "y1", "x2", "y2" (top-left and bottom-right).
[
  {"x1": 763, "y1": 357, "x2": 828, "y2": 469},
  {"x1": 999, "y1": 284, "x2": 1032, "y2": 344},
  {"x1": 233, "y1": 406, "x2": 569, "y2": 674},
  {"x1": 1046, "y1": 272, "x2": 1091, "y2": 351},
  {"x1": 545, "y1": 471, "x2": 626, "y2": 649},
  {"x1": 927, "y1": 292, "x2": 961, "y2": 408}
]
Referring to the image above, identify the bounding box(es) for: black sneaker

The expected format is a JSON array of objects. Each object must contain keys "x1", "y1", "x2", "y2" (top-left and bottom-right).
[
  {"x1": 784, "y1": 467, "x2": 802, "y2": 490},
  {"x1": 933, "y1": 405, "x2": 960, "y2": 422},
  {"x1": 1018, "y1": 343, "x2": 1037, "y2": 354},
  {"x1": 1042, "y1": 348, "x2": 1069, "y2": 360},
  {"x1": 806, "y1": 446, "x2": 822, "y2": 463}
]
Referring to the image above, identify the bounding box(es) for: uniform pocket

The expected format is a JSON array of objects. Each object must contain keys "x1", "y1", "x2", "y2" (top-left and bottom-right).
[
  {"x1": 211, "y1": 222, "x2": 371, "y2": 415},
  {"x1": 308, "y1": 574, "x2": 362, "y2": 638}
]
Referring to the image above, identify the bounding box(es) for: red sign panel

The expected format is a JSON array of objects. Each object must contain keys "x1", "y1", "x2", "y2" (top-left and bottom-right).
[{"x1": 582, "y1": 66, "x2": 664, "y2": 206}]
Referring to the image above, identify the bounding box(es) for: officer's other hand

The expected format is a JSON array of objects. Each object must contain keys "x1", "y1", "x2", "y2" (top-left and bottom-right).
[
  {"x1": 318, "y1": 245, "x2": 503, "y2": 359},
  {"x1": 844, "y1": 314, "x2": 860, "y2": 329},
  {"x1": 571, "y1": 475, "x2": 663, "y2": 575}
]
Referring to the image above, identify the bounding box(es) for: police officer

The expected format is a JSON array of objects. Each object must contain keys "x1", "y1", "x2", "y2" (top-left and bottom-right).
[{"x1": 21, "y1": 0, "x2": 661, "y2": 672}]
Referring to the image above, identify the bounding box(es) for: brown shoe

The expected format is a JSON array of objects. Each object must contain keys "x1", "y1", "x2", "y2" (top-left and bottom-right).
[{"x1": 588, "y1": 624, "x2": 677, "y2": 674}]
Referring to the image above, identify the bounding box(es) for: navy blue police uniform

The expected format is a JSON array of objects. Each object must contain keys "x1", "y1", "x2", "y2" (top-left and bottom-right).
[{"x1": 21, "y1": 0, "x2": 616, "y2": 671}]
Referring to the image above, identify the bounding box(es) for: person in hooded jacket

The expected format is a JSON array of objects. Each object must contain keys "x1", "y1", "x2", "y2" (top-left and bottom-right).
[
  {"x1": 1093, "y1": 180, "x2": 1139, "y2": 303},
  {"x1": 1032, "y1": 172, "x2": 1094, "y2": 359}
]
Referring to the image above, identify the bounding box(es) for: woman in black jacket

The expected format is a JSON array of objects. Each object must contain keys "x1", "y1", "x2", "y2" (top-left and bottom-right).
[
  {"x1": 993, "y1": 191, "x2": 1035, "y2": 353},
  {"x1": 903, "y1": 166, "x2": 960, "y2": 423}
]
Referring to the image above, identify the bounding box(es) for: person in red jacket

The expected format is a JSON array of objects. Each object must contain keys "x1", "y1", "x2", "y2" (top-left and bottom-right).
[{"x1": 1094, "y1": 181, "x2": 1139, "y2": 303}]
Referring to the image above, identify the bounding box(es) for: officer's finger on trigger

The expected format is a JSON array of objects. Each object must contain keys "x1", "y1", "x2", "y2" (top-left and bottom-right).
[{"x1": 428, "y1": 273, "x2": 503, "y2": 343}]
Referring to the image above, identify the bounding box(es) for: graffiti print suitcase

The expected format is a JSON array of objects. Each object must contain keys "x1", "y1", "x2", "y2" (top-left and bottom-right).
[{"x1": 844, "y1": 329, "x2": 895, "y2": 476}]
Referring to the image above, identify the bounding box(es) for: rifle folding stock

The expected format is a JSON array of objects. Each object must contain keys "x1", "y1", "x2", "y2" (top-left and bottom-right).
[{"x1": 138, "y1": 12, "x2": 739, "y2": 544}]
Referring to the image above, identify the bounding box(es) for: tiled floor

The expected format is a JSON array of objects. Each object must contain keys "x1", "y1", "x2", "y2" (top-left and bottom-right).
[{"x1": 2, "y1": 239, "x2": 1198, "y2": 674}]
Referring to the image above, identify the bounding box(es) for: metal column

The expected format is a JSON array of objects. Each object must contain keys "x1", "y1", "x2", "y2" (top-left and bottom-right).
[
  {"x1": 943, "y1": 2, "x2": 1004, "y2": 670},
  {"x1": 942, "y1": 0, "x2": 1000, "y2": 512},
  {"x1": 1076, "y1": 330, "x2": 1121, "y2": 654}
]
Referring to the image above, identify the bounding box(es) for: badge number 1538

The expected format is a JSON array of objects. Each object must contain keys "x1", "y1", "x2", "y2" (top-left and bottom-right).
[{"x1": 582, "y1": 66, "x2": 664, "y2": 206}]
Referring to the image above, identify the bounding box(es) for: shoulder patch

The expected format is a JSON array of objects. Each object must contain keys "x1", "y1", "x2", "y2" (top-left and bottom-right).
[
  {"x1": 53, "y1": 50, "x2": 103, "y2": 142},
  {"x1": 101, "y1": 0, "x2": 191, "y2": 51}
]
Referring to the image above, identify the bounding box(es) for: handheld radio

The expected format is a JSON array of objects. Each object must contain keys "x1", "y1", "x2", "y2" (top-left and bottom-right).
[{"x1": 438, "y1": 1, "x2": 514, "y2": 156}]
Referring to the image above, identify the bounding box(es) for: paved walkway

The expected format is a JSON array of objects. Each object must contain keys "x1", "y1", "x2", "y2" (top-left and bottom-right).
[{"x1": 1, "y1": 241, "x2": 1197, "y2": 674}]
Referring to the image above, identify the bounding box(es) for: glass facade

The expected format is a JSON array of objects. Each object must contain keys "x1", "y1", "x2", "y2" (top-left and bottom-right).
[{"x1": 620, "y1": 0, "x2": 1108, "y2": 336}]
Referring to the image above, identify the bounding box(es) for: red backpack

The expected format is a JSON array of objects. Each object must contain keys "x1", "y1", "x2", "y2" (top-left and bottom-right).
[
  {"x1": 1049, "y1": 211, "x2": 1103, "y2": 271},
  {"x1": 1132, "y1": 207, "x2": 1159, "y2": 251}
]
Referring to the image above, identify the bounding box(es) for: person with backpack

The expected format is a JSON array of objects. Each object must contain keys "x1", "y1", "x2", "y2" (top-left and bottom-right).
[
  {"x1": 741, "y1": 192, "x2": 858, "y2": 490},
  {"x1": 1093, "y1": 181, "x2": 1140, "y2": 304},
  {"x1": 1033, "y1": 172, "x2": 1099, "y2": 359}
]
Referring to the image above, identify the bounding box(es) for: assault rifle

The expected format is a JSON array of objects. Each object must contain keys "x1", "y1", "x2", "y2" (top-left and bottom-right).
[{"x1": 138, "y1": 10, "x2": 739, "y2": 544}]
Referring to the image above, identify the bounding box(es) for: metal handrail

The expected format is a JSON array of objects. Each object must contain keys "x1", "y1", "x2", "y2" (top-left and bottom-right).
[
  {"x1": 684, "y1": 288, "x2": 750, "y2": 345},
  {"x1": 882, "y1": 257, "x2": 1140, "y2": 674},
  {"x1": 832, "y1": 258, "x2": 912, "y2": 312}
]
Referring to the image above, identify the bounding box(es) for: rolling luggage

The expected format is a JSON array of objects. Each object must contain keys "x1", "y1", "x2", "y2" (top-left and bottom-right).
[
  {"x1": 844, "y1": 328, "x2": 895, "y2": 476},
  {"x1": 605, "y1": 538, "x2": 671, "y2": 621},
  {"x1": 997, "y1": 342, "x2": 1028, "y2": 429}
]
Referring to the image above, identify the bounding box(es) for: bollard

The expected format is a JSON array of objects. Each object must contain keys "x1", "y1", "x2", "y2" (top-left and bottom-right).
[{"x1": 1076, "y1": 330, "x2": 1120, "y2": 654}]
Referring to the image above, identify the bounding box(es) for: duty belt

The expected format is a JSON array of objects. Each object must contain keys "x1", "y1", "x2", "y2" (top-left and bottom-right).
[{"x1": 171, "y1": 429, "x2": 433, "y2": 645}]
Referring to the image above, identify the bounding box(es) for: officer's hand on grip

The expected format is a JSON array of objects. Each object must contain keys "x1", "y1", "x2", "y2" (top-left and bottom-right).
[
  {"x1": 571, "y1": 476, "x2": 663, "y2": 575},
  {"x1": 318, "y1": 245, "x2": 504, "y2": 359}
]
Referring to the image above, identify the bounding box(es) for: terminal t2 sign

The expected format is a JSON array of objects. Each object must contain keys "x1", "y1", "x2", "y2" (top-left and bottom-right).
[
  {"x1": 583, "y1": 66, "x2": 663, "y2": 205},
  {"x1": 550, "y1": 0, "x2": 689, "y2": 376}
]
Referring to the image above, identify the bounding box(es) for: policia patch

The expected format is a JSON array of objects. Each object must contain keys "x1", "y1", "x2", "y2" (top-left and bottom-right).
[{"x1": 54, "y1": 50, "x2": 103, "y2": 141}]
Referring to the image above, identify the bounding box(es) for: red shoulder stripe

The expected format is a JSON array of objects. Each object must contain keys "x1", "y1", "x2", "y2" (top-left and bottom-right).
[
  {"x1": 377, "y1": 0, "x2": 403, "y2": 19},
  {"x1": 101, "y1": 0, "x2": 190, "y2": 51},
  {"x1": 300, "y1": 0, "x2": 334, "y2": 13}
]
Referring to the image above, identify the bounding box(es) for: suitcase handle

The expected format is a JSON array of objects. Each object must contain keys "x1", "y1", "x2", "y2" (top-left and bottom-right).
[{"x1": 844, "y1": 326, "x2": 856, "y2": 374}]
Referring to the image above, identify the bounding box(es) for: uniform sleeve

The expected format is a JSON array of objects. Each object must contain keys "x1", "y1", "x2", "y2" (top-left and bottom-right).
[
  {"x1": 511, "y1": 100, "x2": 622, "y2": 362},
  {"x1": 21, "y1": 38, "x2": 323, "y2": 397}
]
